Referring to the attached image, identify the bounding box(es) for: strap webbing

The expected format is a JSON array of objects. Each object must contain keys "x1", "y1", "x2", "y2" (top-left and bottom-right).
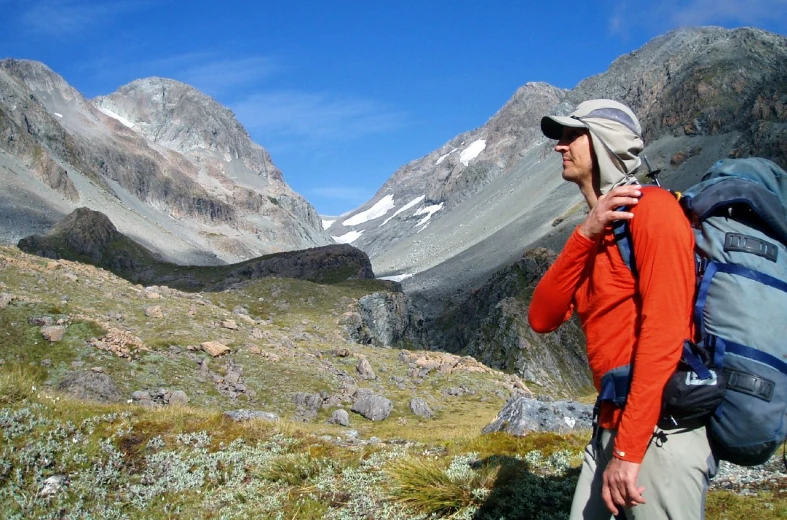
[{"x1": 612, "y1": 214, "x2": 637, "y2": 276}]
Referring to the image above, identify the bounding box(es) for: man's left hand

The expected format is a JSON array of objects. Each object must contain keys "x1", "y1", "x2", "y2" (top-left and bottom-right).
[{"x1": 601, "y1": 457, "x2": 646, "y2": 515}]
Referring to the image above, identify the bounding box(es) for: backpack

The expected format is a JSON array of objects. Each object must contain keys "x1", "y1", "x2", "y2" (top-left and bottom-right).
[{"x1": 605, "y1": 157, "x2": 787, "y2": 466}]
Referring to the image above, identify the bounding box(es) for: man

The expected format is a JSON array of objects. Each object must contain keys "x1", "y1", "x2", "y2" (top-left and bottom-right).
[{"x1": 528, "y1": 99, "x2": 716, "y2": 519}]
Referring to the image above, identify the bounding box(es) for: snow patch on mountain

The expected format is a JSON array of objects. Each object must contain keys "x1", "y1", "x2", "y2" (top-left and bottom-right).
[
  {"x1": 381, "y1": 195, "x2": 425, "y2": 226},
  {"x1": 415, "y1": 203, "x2": 444, "y2": 227},
  {"x1": 97, "y1": 106, "x2": 135, "y2": 128},
  {"x1": 436, "y1": 148, "x2": 458, "y2": 165},
  {"x1": 342, "y1": 194, "x2": 395, "y2": 226},
  {"x1": 332, "y1": 229, "x2": 364, "y2": 244},
  {"x1": 322, "y1": 219, "x2": 336, "y2": 229},
  {"x1": 459, "y1": 139, "x2": 486, "y2": 166},
  {"x1": 379, "y1": 273, "x2": 414, "y2": 282}
]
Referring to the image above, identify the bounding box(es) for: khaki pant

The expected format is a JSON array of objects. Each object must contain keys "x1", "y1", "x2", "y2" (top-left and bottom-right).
[{"x1": 569, "y1": 426, "x2": 717, "y2": 520}]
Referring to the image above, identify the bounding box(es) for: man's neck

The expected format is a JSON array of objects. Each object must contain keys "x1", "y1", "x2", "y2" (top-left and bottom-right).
[{"x1": 580, "y1": 183, "x2": 599, "y2": 209}]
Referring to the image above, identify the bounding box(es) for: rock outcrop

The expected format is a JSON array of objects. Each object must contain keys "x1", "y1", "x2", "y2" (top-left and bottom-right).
[
  {"x1": 18, "y1": 208, "x2": 374, "y2": 289},
  {"x1": 483, "y1": 396, "x2": 594, "y2": 435},
  {"x1": 432, "y1": 248, "x2": 591, "y2": 397},
  {"x1": 343, "y1": 290, "x2": 426, "y2": 348}
]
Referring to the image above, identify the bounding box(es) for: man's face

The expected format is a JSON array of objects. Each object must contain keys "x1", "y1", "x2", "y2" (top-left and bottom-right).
[{"x1": 555, "y1": 127, "x2": 595, "y2": 186}]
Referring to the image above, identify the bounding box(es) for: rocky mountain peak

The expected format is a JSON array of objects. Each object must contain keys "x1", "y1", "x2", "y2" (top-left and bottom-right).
[
  {"x1": 1, "y1": 59, "x2": 332, "y2": 263},
  {"x1": 94, "y1": 77, "x2": 281, "y2": 181},
  {"x1": 0, "y1": 59, "x2": 75, "y2": 99}
]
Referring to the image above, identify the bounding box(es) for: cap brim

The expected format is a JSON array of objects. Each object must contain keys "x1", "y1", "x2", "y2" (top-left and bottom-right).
[{"x1": 540, "y1": 115, "x2": 586, "y2": 140}]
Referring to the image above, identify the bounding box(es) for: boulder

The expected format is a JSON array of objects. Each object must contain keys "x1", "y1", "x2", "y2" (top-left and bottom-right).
[
  {"x1": 222, "y1": 319, "x2": 239, "y2": 330},
  {"x1": 57, "y1": 371, "x2": 123, "y2": 403},
  {"x1": 0, "y1": 293, "x2": 14, "y2": 310},
  {"x1": 482, "y1": 396, "x2": 593, "y2": 435},
  {"x1": 351, "y1": 393, "x2": 393, "y2": 422},
  {"x1": 145, "y1": 306, "x2": 164, "y2": 318},
  {"x1": 328, "y1": 409, "x2": 351, "y2": 426},
  {"x1": 356, "y1": 358, "x2": 376, "y2": 380},
  {"x1": 410, "y1": 397, "x2": 435, "y2": 419},
  {"x1": 201, "y1": 341, "x2": 230, "y2": 357},
  {"x1": 40, "y1": 325, "x2": 66, "y2": 342},
  {"x1": 168, "y1": 390, "x2": 189, "y2": 406}
]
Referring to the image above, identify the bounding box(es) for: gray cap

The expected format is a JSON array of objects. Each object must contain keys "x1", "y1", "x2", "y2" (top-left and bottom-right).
[{"x1": 541, "y1": 99, "x2": 644, "y2": 193}]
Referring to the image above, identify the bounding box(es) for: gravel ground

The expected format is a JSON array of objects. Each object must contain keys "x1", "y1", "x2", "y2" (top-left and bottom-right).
[{"x1": 711, "y1": 455, "x2": 787, "y2": 494}]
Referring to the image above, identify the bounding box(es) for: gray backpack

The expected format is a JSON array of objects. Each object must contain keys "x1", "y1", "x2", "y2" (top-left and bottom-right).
[
  {"x1": 680, "y1": 157, "x2": 787, "y2": 465},
  {"x1": 608, "y1": 157, "x2": 787, "y2": 466}
]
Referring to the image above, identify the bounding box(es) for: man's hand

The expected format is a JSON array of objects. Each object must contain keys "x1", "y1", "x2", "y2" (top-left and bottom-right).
[
  {"x1": 602, "y1": 457, "x2": 646, "y2": 515},
  {"x1": 578, "y1": 185, "x2": 642, "y2": 241}
]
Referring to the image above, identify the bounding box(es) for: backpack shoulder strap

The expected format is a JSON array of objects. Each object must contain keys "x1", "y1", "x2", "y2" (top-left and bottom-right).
[{"x1": 612, "y1": 212, "x2": 637, "y2": 276}]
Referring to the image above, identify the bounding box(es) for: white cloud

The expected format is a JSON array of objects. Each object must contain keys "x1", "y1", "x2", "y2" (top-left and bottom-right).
[
  {"x1": 19, "y1": 0, "x2": 149, "y2": 37},
  {"x1": 231, "y1": 91, "x2": 408, "y2": 141},
  {"x1": 173, "y1": 56, "x2": 278, "y2": 97},
  {"x1": 668, "y1": 0, "x2": 787, "y2": 26},
  {"x1": 311, "y1": 186, "x2": 373, "y2": 203},
  {"x1": 608, "y1": 0, "x2": 787, "y2": 37}
]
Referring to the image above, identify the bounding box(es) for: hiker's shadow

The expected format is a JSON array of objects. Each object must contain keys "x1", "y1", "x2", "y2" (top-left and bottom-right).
[{"x1": 471, "y1": 455, "x2": 580, "y2": 520}]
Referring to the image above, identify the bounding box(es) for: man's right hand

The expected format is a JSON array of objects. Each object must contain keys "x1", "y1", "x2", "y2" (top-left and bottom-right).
[{"x1": 578, "y1": 185, "x2": 642, "y2": 241}]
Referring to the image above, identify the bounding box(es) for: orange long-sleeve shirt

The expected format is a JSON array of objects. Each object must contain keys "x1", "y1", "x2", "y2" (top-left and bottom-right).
[{"x1": 528, "y1": 187, "x2": 695, "y2": 463}]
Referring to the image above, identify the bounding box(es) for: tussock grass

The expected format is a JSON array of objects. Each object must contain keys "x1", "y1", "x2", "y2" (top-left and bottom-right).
[
  {"x1": 0, "y1": 363, "x2": 44, "y2": 404},
  {"x1": 265, "y1": 453, "x2": 327, "y2": 485},
  {"x1": 387, "y1": 454, "x2": 498, "y2": 517}
]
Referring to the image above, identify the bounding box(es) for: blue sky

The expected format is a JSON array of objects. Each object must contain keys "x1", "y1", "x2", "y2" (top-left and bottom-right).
[{"x1": 2, "y1": 1, "x2": 786, "y2": 216}]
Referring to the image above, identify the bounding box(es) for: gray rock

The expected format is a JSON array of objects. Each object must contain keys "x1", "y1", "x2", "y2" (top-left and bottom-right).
[
  {"x1": 40, "y1": 325, "x2": 66, "y2": 342},
  {"x1": 482, "y1": 396, "x2": 593, "y2": 435},
  {"x1": 39, "y1": 475, "x2": 68, "y2": 498},
  {"x1": 132, "y1": 390, "x2": 151, "y2": 401},
  {"x1": 410, "y1": 397, "x2": 435, "y2": 419},
  {"x1": 356, "y1": 358, "x2": 376, "y2": 380},
  {"x1": 145, "y1": 305, "x2": 164, "y2": 319},
  {"x1": 28, "y1": 315, "x2": 55, "y2": 326},
  {"x1": 57, "y1": 371, "x2": 123, "y2": 403},
  {"x1": 328, "y1": 409, "x2": 351, "y2": 426},
  {"x1": 223, "y1": 410, "x2": 279, "y2": 422},
  {"x1": 351, "y1": 393, "x2": 393, "y2": 422},
  {"x1": 0, "y1": 293, "x2": 15, "y2": 310},
  {"x1": 293, "y1": 392, "x2": 323, "y2": 421},
  {"x1": 353, "y1": 291, "x2": 426, "y2": 348},
  {"x1": 168, "y1": 390, "x2": 189, "y2": 406}
]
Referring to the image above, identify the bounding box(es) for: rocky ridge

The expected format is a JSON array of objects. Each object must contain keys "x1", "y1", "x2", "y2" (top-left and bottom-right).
[{"x1": 17, "y1": 207, "x2": 374, "y2": 290}]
